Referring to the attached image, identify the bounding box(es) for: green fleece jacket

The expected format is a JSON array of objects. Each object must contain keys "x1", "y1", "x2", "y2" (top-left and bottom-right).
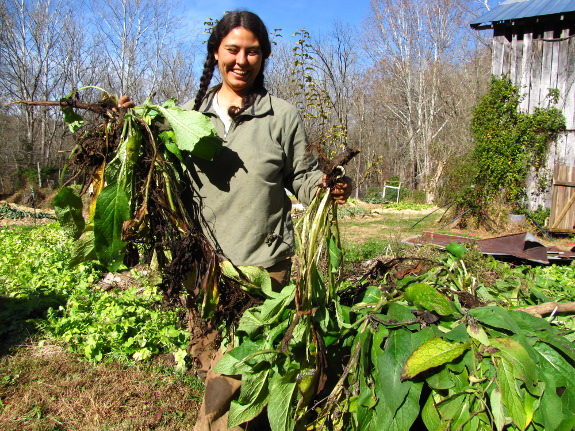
[{"x1": 183, "y1": 89, "x2": 323, "y2": 268}]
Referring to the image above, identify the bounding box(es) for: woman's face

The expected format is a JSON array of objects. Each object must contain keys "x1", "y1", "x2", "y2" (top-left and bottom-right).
[{"x1": 215, "y1": 27, "x2": 262, "y2": 96}]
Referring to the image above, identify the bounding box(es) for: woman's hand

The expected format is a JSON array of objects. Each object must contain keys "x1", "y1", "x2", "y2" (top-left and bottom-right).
[
  {"x1": 117, "y1": 95, "x2": 135, "y2": 109},
  {"x1": 324, "y1": 175, "x2": 352, "y2": 205}
]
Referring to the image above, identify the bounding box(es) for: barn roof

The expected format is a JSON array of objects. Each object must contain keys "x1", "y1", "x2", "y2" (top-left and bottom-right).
[{"x1": 471, "y1": 0, "x2": 575, "y2": 29}]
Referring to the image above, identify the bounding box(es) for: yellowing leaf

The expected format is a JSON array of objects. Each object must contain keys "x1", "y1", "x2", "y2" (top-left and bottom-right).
[{"x1": 401, "y1": 337, "x2": 470, "y2": 380}]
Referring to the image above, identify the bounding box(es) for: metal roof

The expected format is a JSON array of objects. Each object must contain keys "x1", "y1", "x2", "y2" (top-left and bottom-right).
[{"x1": 471, "y1": 0, "x2": 575, "y2": 29}]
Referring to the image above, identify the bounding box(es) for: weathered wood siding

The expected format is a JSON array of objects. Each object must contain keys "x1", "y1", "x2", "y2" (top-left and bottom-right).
[
  {"x1": 492, "y1": 17, "x2": 575, "y2": 213},
  {"x1": 550, "y1": 164, "x2": 575, "y2": 232}
]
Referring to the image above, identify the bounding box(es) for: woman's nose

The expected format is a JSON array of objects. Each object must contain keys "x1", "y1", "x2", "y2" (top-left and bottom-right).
[{"x1": 236, "y1": 50, "x2": 247, "y2": 65}]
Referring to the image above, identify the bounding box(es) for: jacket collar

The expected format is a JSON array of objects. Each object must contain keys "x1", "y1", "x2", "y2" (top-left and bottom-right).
[{"x1": 201, "y1": 86, "x2": 273, "y2": 119}]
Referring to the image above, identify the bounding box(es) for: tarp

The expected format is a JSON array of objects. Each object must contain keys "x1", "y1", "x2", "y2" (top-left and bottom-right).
[{"x1": 404, "y1": 231, "x2": 575, "y2": 264}]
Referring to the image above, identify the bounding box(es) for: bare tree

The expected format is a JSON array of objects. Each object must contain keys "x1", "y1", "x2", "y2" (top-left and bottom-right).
[
  {"x1": 0, "y1": 0, "x2": 87, "y2": 191},
  {"x1": 89, "y1": 0, "x2": 195, "y2": 103},
  {"x1": 364, "y1": 0, "x2": 483, "y2": 200}
]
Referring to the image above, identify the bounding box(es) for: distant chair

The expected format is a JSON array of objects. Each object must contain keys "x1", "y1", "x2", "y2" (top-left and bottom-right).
[{"x1": 382, "y1": 180, "x2": 401, "y2": 203}]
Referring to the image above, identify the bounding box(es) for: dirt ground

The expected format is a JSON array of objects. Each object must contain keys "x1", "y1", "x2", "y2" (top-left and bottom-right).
[
  {"x1": 0, "y1": 201, "x2": 56, "y2": 227},
  {"x1": 0, "y1": 342, "x2": 201, "y2": 430}
]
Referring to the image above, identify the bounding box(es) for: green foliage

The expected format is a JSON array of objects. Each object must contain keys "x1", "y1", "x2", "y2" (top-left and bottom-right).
[
  {"x1": 0, "y1": 202, "x2": 56, "y2": 221},
  {"x1": 0, "y1": 224, "x2": 188, "y2": 366},
  {"x1": 344, "y1": 238, "x2": 389, "y2": 261},
  {"x1": 44, "y1": 285, "x2": 188, "y2": 364},
  {"x1": 18, "y1": 166, "x2": 59, "y2": 186},
  {"x1": 453, "y1": 77, "x2": 565, "y2": 211},
  {"x1": 525, "y1": 205, "x2": 551, "y2": 229}
]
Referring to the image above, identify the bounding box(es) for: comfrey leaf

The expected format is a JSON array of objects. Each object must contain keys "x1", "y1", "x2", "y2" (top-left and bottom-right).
[
  {"x1": 154, "y1": 105, "x2": 222, "y2": 160},
  {"x1": 401, "y1": 337, "x2": 470, "y2": 380}
]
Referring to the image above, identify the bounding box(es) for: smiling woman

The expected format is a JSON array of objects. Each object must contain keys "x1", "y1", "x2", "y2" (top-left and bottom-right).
[{"x1": 184, "y1": 9, "x2": 352, "y2": 431}]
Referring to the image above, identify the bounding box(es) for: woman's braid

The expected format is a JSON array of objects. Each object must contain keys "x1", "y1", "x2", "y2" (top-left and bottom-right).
[{"x1": 193, "y1": 56, "x2": 217, "y2": 111}]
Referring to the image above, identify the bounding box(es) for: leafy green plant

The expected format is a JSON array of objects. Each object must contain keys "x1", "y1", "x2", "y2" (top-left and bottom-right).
[
  {"x1": 448, "y1": 77, "x2": 565, "y2": 218},
  {"x1": 53, "y1": 92, "x2": 221, "y2": 272},
  {"x1": 44, "y1": 285, "x2": 189, "y2": 364},
  {"x1": 212, "y1": 228, "x2": 575, "y2": 430},
  {"x1": 1, "y1": 223, "x2": 191, "y2": 365}
]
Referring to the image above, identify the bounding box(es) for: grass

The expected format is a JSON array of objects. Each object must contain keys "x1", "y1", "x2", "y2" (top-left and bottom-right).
[{"x1": 339, "y1": 206, "x2": 444, "y2": 262}]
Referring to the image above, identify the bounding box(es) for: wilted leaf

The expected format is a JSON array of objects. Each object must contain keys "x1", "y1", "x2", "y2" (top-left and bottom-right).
[
  {"x1": 220, "y1": 261, "x2": 274, "y2": 298},
  {"x1": 93, "y1": 184, "x2": 130, "y2": 271},
  {"x1": 467, "y1": 323, "x2": 491, "y2": 346},
  {"x1": 53, "y1": 187, "x2": 85, "y2": 239}
]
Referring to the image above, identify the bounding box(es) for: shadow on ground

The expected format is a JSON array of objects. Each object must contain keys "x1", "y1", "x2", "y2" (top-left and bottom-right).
[{"x1": 0, "y1": 292, "x2": 66, "y2": 356}]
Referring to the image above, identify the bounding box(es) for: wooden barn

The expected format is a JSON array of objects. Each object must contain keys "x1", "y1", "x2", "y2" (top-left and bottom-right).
[{"x1": 471, "y1": 0, "x2": 575, "y2": 232}]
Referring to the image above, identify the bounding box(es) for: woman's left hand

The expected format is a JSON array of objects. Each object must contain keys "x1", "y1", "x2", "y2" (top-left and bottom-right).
[{"x1": 324, "y1": 175, "x2": 352, "y2": 205}]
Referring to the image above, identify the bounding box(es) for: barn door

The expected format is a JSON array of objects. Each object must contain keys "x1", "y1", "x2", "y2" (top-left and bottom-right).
[{"x1": 550, "y1": 165, "x2": 575, "y2": 233}]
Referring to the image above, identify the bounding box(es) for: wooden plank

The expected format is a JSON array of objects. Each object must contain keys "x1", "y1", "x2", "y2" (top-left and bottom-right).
[
  {"x1": 548, "y1": 23, "x2": 563, "y2": 92},
  {"x1": 550, "y1": 165, "x2": 575, "y2": 230},
  {"x1": 530, "y1": 38, "x2": 543, "y2": 114},
  {"x1": 492, "y1": 34, "x2": 505, "y2": 77},
  {"x1": 501, "y1": 32, "x2": 511, "y2": 77},
  {"x1": 511, "y1": 31, "x2": 521, "y2": 83},
  {"x1": 564, "y1": 34, "x2": 575, "y2": 131},
  {"x1": 555, "y1": 26, "x2": 569, "y2": 108},
  {"x1": 540, "y1": 29, "x2": 554, "y2": 108},
  {"x1": 519, "y1": 30, "x2": 533, "y2": 112},
  {"x1": 549, "y1": 228, "x2": 575, "y2": 233},
  {"x1": 551, "y1": 191, "x2": 575, "y2": 229}
]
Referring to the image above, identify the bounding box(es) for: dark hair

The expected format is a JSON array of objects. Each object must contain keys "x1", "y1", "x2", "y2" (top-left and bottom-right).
[{"x1": 192, "y1": 10, "x2": 271, "y2": 117}]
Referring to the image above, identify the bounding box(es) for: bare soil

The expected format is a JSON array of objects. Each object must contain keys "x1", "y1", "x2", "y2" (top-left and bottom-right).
[{"x1": 0, "y1": 341, "x2": 201, "y2": 430}]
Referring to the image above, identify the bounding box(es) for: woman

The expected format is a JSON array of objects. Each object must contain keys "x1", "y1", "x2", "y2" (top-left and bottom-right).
[
  {"x1": 187, "y1": 10, "x2": 351, "y2": 430},
  {"x1": 186, "y1": 11, "x2": 349, "y2": 288}
]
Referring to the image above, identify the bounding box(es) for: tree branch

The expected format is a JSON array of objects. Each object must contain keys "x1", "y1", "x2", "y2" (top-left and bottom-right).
[
  {"x1": 515, "y1": 302, "x2": 575, "y2": 317},
  {"x1": 6, "y1": 99, "x2": 113, "y2": 116}
]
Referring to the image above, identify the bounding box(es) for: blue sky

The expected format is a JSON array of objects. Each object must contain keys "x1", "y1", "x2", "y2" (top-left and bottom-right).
[{"x1": 183, "y1": 0, "x2": 372, "y2": 38}]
